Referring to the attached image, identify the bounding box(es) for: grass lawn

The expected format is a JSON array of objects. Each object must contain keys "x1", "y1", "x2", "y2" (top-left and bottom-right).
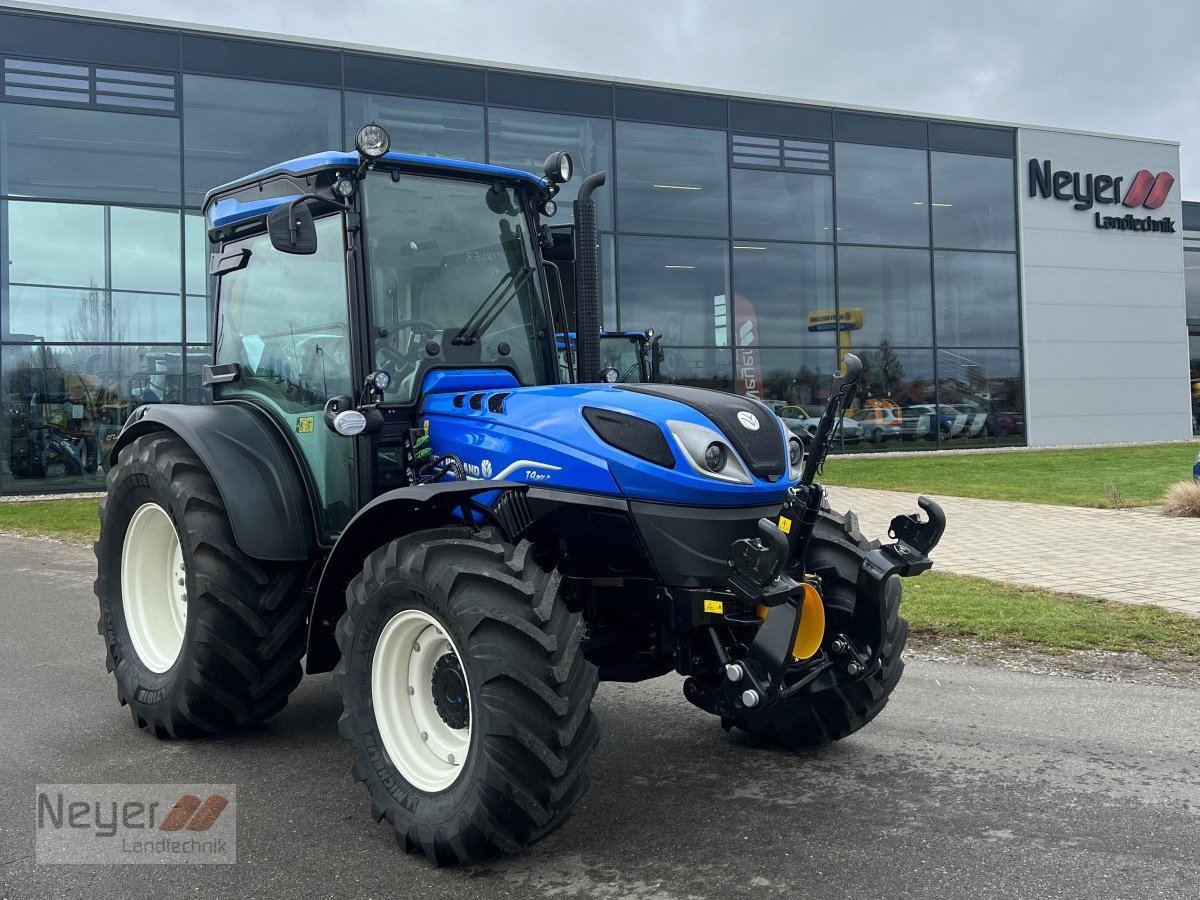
[
  {"x1": 903, "y1": 571, "x2": 1200, "y2": 660},
  {"x1": 0, "y1": 498, "x2": 99, "y2": 544},
  {"x1": 823, "y1": 443, "x2": 1199, "y2": 508}
]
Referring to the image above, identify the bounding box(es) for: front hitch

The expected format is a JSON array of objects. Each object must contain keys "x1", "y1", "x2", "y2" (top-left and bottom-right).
[{"x1": 692, "y1": 493, "x2": 946, "y2": 716}]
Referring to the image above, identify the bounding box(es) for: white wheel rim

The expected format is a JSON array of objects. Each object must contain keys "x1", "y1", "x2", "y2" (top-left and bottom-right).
[
  {"x1": 371, "y1": 608, "x2": 472, "y2": 793},
  {"x1": 120, "y1": 502, "x2": 187, "y2": 674}
]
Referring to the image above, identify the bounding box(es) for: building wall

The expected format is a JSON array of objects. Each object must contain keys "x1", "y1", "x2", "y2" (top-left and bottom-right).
[
  {"x1": 3, "y1": 6, "x2": 1188, "y2": 493},
  {"x1": 1017, "y1": 128, "x2": 1190, "y2": 445}
]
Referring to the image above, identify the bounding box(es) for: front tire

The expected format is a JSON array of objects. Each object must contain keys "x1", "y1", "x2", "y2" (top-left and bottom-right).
[
  {"x1": 94, "y1": 433, "x2": 306, "y2": 738},
  {"x1": 334, "y1": 527, "x2": 599, "y2": 866},
  {"x1": 724, "y1": 508, "x2": 908, "y2": 749}
]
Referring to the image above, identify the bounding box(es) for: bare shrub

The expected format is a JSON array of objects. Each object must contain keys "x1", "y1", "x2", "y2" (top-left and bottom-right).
[{"x1": 1161, "y1": 481, "x2": 1200, "y2": 518}]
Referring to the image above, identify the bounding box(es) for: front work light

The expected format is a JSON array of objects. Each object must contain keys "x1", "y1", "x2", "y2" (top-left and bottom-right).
[
  {"x1": 543, "y1": 151, "x2": 573, "y2": 184},
  {"x1": 355, "y1": 122, "x2": 391, "y2": 159},
  {"x1": 333, "y1": 177, "x2": 355, "y2": 198}
]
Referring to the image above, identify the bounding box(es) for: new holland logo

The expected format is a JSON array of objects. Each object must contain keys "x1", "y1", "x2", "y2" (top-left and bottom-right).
[
  {"x1": 1028, "y1": 159, "x2": 1176, "y2": 234},
  {"x1": 737, "y1": 410, "x2": 760, "y2": 431}
]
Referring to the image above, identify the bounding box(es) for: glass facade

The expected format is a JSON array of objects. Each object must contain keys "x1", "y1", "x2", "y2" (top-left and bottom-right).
[
  {"x1": 0, "y1": 7, "x2": 1026, "y2": 493},
  {"x1": 1183, "y1": 217, "x2": 1200, "y2": 434}
]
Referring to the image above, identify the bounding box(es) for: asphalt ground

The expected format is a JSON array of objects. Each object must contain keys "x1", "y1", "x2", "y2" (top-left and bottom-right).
[{"x1": 1, "y1": 534, "x2": 1197, "y2": 900}]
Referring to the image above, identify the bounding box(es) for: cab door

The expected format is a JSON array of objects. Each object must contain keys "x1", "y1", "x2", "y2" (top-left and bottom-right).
[{"x1": 210, "y1": 214, "x2": 358, "y2": 541}]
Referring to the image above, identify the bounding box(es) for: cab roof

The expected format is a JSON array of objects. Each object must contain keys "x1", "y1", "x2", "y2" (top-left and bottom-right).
[{"x1": 203, "y1": 150, "x2": 549, "y2": 231}]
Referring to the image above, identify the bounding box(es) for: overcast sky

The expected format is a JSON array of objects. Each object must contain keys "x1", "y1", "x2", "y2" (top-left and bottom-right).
[{"x1": 30, "y1": 0, "x2": 1200, "y2": 197}]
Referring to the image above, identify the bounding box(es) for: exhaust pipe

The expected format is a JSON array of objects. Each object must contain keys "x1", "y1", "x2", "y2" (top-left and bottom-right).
[{"x1": 573, "y1": 171, "x2": 606, "y2": 383}]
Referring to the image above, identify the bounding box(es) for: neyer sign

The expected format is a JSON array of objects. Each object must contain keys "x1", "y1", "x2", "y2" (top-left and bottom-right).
[{"x1": 1028, "y1": 159, "x2": 1176, "y2": 233}]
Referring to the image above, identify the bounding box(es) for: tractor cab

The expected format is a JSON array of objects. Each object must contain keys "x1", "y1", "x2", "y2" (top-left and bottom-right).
[{"x1": 200, "y1": 125, "x2": 589, "y2": 534}]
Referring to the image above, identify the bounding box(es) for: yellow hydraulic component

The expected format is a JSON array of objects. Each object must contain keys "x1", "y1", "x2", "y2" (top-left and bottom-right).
[{"x1": 756, "y1": 583, "x2": 826, "y2": 661}]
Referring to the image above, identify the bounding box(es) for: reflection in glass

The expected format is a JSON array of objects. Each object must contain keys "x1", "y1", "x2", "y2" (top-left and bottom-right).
[
  {"x1": 936, "y1": 348, "x2": 1024, "y2": 445},
  {"x1": 602, "y1": 234, "x2": 617, "y2": 330},
  {"x1": 931, "y1": 152, "x2": 1016, "y2": 251},
  {"x1": 616, "y1": 122, "x2": 728, "y2": 237},
  {"x1": 344, "y1": 92, "x2": 484, "y2": 162},
  {"x1": 732, "y1": 243, "x2": 834, "y2": 347},
  {"x1": 8, "y1": 286, "x2": 108, "y2": 342},
  {"x1": 744, "y1": 348, "x2": 836, "y2": 434},
  {"x1": 110, "y1": 207, "x2": 181, "y2": 294},
  {"x1": 1, "y1": 343, "x2": 185, "y2": 492},
  {"x1": 617, "y1": 236, "x2": 729, "y2": 346},
  {"x1": 110, "y1": 292, "x2": 183, "y2": 343},
  {"x1": 6, "y1": 201, "x2": 105, "y2": 287},
  {"x1": 836, "y1": 246, "x2": 933, "y2": 347},
  {"x1": 835, "y1": 143, "x2": 929, "y2": 246},
  {"x1": 186, "y1": 212, "x2": 208, "y2": 297},
  {"x1": 0, "y1": 103, "x2": 181, "y2": 205},
  {"x1": 934, "y1": 251, "x2": 1019, "y2": 347},
  {"x1": 731, "y1": 169, "x2": 832, "y2": 242},
  {"x1": 488, "y1": 108, "x2": 613, "y2": 228},
  {"x1": 184, "y1": 75, "x2": 341, "y2": 206},
  {"x1": 658, "y1": 347, "x2": 732, "y2": 391},
  {"x1": 835, "y1": 345, "x2": 939, "y2": 451},
  {"x1": 186, "y1": 295, "x2": 211, "y2": 344},
  {"x1": 1190, "y1": 333, "x2": 1200, "y2": 435}
]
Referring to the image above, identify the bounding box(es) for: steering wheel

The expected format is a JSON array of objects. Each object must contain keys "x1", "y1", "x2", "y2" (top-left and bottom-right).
[{"x1": 375, "y1": 318, "x2": 442, "y2": 386}]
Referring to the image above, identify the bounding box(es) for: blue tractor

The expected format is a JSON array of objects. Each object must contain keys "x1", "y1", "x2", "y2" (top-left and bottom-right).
[{"x1": 94, "y1": 124, "x2": 944, "y2": 865}]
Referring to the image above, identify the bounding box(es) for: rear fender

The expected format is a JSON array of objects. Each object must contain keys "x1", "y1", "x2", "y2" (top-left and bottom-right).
[
  {"x1": 304, "y1": 481, "x2": 525, "y2": 673},
  {"x1": 110, "y1": 403, "x2": 315, "y2": 562}
]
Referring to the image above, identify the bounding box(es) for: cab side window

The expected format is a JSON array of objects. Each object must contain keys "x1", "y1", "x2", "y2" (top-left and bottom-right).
[{"x1": 215, "y1": 215, "x2": 352, "y2": 409}]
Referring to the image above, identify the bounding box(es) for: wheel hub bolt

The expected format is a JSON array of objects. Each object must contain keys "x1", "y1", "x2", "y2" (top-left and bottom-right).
[
  {"x1": 420, "y1": 731, "x2": 428, "y2": 741},
  {"x1": 447, "y1": 753, "x2": 455, "y2": 764},
  {"x1": 407, "y1": 686, "x2": 414, "y2": 696},
  {"x1": 741, "y1": 689, "x2": 760, "y2": 708},
  {"x1": 414, "y1": 641, "x2": 421, "y2": 652},
  {"x1": 724, "y1": 663, "x2": 744, "y2": 682}
]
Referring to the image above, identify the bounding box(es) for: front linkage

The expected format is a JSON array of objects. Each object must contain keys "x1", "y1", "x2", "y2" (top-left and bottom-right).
[{"x1": 683, "y1": 354, "x2": 945, "y2": 720}]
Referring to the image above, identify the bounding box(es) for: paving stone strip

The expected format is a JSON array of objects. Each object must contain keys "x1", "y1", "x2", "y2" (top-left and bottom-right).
[{"x1": 825, "y1": 486, "x2": 1200, "y2": 617}]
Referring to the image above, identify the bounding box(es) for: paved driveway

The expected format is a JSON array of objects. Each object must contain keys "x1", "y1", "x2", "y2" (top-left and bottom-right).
[
  {"x1": 1, "y1": 535, "x2": 1198, "y2": 899},
  {"x1": 826, "y1": 486, "x2": 1200, "y2": 616}
]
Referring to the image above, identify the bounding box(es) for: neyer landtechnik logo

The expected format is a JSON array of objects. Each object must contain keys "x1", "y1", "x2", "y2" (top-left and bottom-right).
[
  {"x1": 35, "y1": 784, "x2": 236, "y2": 865},
  {"x1": 1028, "y1": 158, "x2": 1176, "y2": 234}
]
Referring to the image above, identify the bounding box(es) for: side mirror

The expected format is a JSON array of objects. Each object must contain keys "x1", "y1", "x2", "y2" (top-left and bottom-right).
[
  {"x1": 267, "y1": 201, "x2": 318, "y2": 255},
  {"x1": 646, "y1": 330, "x2": 663, "y2": 382}
]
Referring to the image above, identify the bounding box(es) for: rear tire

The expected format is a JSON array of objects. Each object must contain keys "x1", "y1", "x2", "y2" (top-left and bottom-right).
[
  {"x1": 334, "y1": 527, "x2": 599, "y2": 866},
  {"x1": 725, "y1": 508, "x2": 908, "y2": 749},
  {"x1": 94, "y1": 433, "x2": 306, "y2": 738}
]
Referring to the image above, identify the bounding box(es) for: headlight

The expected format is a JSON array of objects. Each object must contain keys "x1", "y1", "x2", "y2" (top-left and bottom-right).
[
  {"x1": 704, "y1": 442, "x2": 725, "y2": 472},
  {"x1": 667, "y1": 420, "x2": 752, "y2": 485},
  {"x1": 355, "y1": 122, "x2": 391, "y2": 159},
  {"x1": 787, "y1": 436, "x2": 804, "y2": 481},
  {"x1": 370, "y1": 369, "x2": 392, "y2": 392},
  {"x1": 543, "y1": 150, "x2": 573, "y2": 184}
]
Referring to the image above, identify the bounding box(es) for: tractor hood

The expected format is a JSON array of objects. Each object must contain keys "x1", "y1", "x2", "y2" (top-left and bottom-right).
[{"x1": 420, "y1": 381, "x2": 796, "y2": 506}]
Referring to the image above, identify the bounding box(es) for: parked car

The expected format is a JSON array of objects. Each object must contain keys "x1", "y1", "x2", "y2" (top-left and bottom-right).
[
  {"x1": 791, "y1": 403, "x2": 864, "y2": 444},
  {"x1": 764, "y1": 400, "x2": 863, "y2": 444},
  {"x1": 853, "y1": 406, "x2": 902, "y2": 443}
]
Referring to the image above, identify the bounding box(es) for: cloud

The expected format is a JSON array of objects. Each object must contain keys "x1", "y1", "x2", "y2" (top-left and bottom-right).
[{"x1": 27, "y1": 0, "x2": 1200, "y2": 195}]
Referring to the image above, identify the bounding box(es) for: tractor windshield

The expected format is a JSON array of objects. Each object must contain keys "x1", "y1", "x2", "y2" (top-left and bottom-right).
[{"x1": 362, "y1": 172, "x2": 556, "y2": 403}]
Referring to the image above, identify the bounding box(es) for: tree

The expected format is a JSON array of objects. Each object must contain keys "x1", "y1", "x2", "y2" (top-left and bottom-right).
[
  {"x1": 63, "y1": 283, "x2": 123, "y2": 345},
  {"x1": 865, "y1": 340, "x2": 905, "y2": 399}
]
